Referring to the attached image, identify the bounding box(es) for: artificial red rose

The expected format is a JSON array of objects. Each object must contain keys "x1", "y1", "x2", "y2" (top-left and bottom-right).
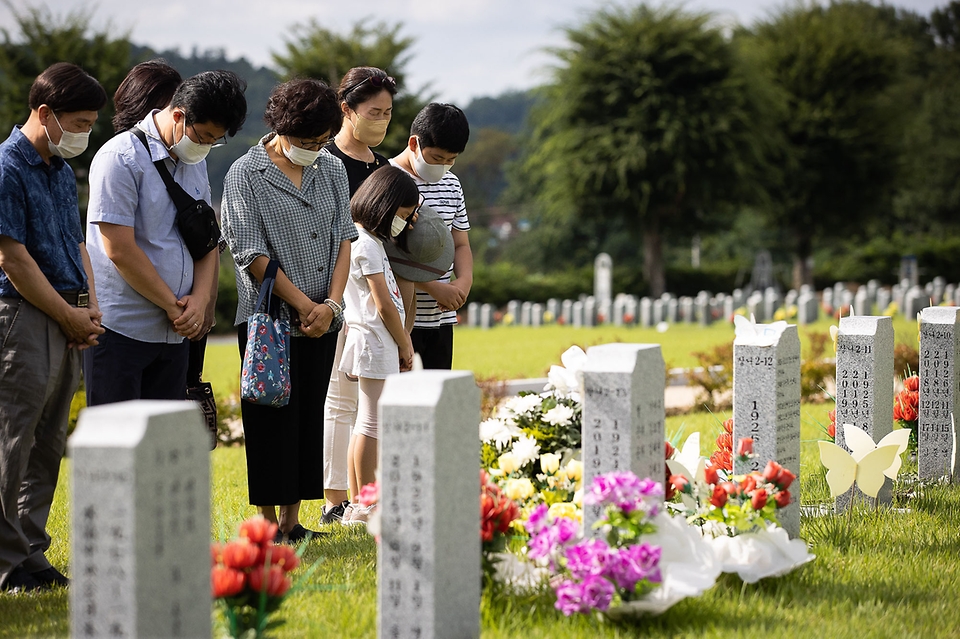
[
  {"x1": 669, "y1": 474, "x2": 690, "y2": 495},
  {"x1": 716, "y1": 432, "x2": 733, "y2": 452},
  {"x1": 763, "y1": 461, "x2": 784, "y2": 484},
  {"x1": 722, "y1": 418, "x2": 734, "y2": 434},
  {"x1": 893, "y1": 400, "x2": 903, "y2": 421},
  {"x1": 211, "y1": 566, "x2": 246, "y2": 598},
  {"x1": 721, "y1": 481, "x2": 738, "y2": 495},
  {"x1": 900, "y1": 402, "x2": 918, "y2": 423},
  {"x1": 239, "y1": 516, "x2": 279, "y2": 547},
  {"x1": 248, "y1": 565, "x2": 291, "y2": 598},
  {"x1": 221, "y1": 539, "x2": 260, "y2": 570},
  {"x1": 737, "y1": 438, "x2": 754, "y2": 457},
  {"x1": 704, "y1": 465, "x2": 720, "y2": 486},
  {"x1": 904, "y1": 375, "x2": 919, "y2": 392},
  {"x1": 710, "y1": 484, "x2": 728, "y2": 508},
  {"x1": 740, "y1": 475, "x2": 757, "y2": 495},
  {"x1": 664, "y1": 440, "x2": 676, "y2": 460},
  {"x1": 775, "y1": 490, "x2": 791, "y2": 508},
  {"x1": 751, "y1": 489, "x2": 768, "y2": 511},
  {"x1": 258, "y1": 543, "x2": 299, "y2": 572},
  {"x1": 775, "y1": 467, "x2": 796, "y2": 491}
]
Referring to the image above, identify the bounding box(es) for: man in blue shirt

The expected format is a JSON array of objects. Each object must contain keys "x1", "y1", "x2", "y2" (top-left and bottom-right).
[
  {"x1": 0, "y1": 62, "x2": 106, "y2": 592},
  {"x1": 84, "y1": 71, "x2": 246, "y2": 406}
]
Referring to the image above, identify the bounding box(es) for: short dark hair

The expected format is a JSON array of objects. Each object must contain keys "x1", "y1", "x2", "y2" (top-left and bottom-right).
[
  {"x1": 263, "y1": 78, "x2": 342, "y2": 139},
  {"x1": 170, "y1": 70, "x2": 247, "y2": 137},
  {"x1": 28, "y1": 62, "x2": 106, "y2": 114},
  {"x1": 351, "y1": 165, "x2": 419, "y2": 242},
  {"x1": 410, "y1": 103, "x2": 469, "y2": 154},
  {"x1": 112, "y1": 60, "x2": 182, "y2": 132},
  {"x1": 338, "y1": 67, "x2": 397, "y2": 111}
]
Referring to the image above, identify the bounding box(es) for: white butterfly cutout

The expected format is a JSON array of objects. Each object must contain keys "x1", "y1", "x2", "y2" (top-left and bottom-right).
[
  {"x1": 666, "y1": 432, "x2": 704, "y2": 483},
  {"x1": 817, "y1": 424, "x2": 908, "y2": 500},
  {"x1": 733, "y1": 314, "x2": 788, "y2": 347}
]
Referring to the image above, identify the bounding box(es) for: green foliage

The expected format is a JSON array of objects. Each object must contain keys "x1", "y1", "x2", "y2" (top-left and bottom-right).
[
  {"x1": 812, "y1": 232, "x2": 960, "y2": 286},
  {"x1": 271, "y1": 19, "x2": 427, "y2": 157},
  {"x1": 513, "y1": 5, "x2": 771, "y2": 295}
]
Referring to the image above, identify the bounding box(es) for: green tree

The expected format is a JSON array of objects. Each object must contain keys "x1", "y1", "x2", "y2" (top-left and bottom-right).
[
  {"x1": 510, "y1": 6, "x2": 771, "y2": 296},
  {"x1": 0, "y1": 3, "x2": 131, "y2": 178},
  {"x1": 744, "y1": 1, "x2": 912, "y2": 288},
  {"x1": 271, "y1": 19, "x2": 428, "y2": 156}
]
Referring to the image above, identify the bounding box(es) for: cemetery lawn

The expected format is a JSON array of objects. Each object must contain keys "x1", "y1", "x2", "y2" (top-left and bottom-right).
[{"x1": 6, "y1": 416, "x2": 960, "y2": 639}]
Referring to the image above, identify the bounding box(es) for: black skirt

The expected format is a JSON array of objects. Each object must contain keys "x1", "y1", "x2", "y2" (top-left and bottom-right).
[{"x1": 237, "y1": 324, "x2": 337, "y2": 505}]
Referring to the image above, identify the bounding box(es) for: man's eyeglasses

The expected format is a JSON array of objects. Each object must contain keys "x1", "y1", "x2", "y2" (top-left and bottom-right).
[
  {"x1": 343, "y1": 75, "x2": 397, "y2": 98},
  {"x1": 188, "y1": 123, "x2": 227, "y2": 148}
]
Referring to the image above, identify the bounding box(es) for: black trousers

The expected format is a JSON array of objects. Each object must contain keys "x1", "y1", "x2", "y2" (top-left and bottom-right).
[
  {"x1": 411, "y1": 324, "x2": 454, "y2": 370},
  {"x1": 83, "y1": 328, "x2": 189, "y2": 406}
]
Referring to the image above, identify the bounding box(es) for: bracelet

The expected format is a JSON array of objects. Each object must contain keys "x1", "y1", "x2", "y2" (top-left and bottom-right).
[{"x1": 323, "y1": 298, "x2": 343, "y2": 317}]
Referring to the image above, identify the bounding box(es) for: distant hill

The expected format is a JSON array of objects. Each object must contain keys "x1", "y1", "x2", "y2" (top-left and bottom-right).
[{"x1": 463, "y1": 90, "x2": 538, "y2": 135}]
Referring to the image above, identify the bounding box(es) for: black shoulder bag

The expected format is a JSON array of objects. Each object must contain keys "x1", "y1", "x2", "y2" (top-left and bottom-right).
[{"x1": 129, "y1": 126, "x2": 220, "y2": 260}]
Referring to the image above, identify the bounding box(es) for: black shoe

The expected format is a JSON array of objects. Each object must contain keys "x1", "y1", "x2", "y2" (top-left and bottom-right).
[
  {"x1": 282, "y1": 523, "x2": 325, "y2": 544},
  {"x1": 2, "y1": 566, "x2": 44, "y2": 593},
  {"x1": 320, "y1": 500, "x2": 349, "y2": 525},
  {"x1": 31, "y1": 567, "x2": 69, "y2": 589},
  {"x1": 273, "y1": 528, "x2": 284, "y2": 545}
]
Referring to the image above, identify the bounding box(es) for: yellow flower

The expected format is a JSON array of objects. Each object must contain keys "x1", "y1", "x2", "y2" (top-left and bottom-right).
[
  {"x1": 548, "y1": 502, "x2": 580, "y2": 522},
  {"x1": 539, "y1": 452, "x2": 561, "y2": 475},
  {"x1": 565, "y1": 459, "x2": 583, "y2": 482},
  {"x1": 504, "y1": 478, "x2": 535, "y2": 501},
  {"x1": 498, "y1": 452, "x2": 520, "y2": 475},
  {"x1": 572, "y1": 488, "x2": 583, "y2": 506}
]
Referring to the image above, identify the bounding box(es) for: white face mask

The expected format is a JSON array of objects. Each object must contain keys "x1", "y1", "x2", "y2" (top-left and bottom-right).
[
  {"x1": 390, "y1": 214, "x2": 408, "y2": 237},
  {"x1": 412, "y1": 137, "x2": 453, "y2": 184},
  {"x1": 282, "y1": 138, "x2": 321, "y2": 167},
  {"x1": 44, "y1": 111, "x2": 90, "y2": 159},
  {"x1": 170, "y1": 115, "x2": 212, "y2": 165}
]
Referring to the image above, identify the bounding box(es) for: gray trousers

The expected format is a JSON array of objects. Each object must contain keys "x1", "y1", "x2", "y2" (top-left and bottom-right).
[{"x1": 0, "y1": 298, "x2": 80, "y2": 587}]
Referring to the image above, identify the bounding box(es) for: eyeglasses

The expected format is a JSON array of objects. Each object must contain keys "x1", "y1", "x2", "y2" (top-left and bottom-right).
[
  {"x1": 293, "y1": 137, "x2": 326, "y2": 152},
  {"x1": 343, "y1": 74, "x2": 397, "y2": 98},
  {"x1": 187, "y1": 122, "x2": 227, "y2": 148}
]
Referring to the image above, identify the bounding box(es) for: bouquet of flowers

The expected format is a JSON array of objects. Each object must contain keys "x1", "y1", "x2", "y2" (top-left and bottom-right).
[
  {"x1": 481, "y1": 470, "x2": 521, "y2": 585},
  {"x1": 211, "y1": 516, "x2": 304, "y2": 638},
  {"x1": 894, "y1": 374, "x2": 919, "y2": 447}
]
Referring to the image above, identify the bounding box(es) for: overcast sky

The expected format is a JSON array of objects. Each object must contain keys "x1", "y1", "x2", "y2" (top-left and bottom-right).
[{"x1": 2, "y1": 0, "x2": 949, "y2": 104}]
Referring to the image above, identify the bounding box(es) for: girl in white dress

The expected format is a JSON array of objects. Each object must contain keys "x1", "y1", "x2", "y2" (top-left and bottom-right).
[{"x1": 339, "y1": 165, "x2": 420, "y2": 524}]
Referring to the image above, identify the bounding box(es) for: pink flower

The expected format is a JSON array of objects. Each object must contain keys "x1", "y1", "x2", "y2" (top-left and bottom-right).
[
  {"x1": 737, "y1": 437, "x2": 753, "y2": 457},
  {"x1": 358, "y1": 482, "x2": 379, "y2": 507}
]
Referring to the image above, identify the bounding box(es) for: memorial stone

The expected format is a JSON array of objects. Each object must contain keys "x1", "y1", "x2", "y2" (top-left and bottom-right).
[
  {"x1": 506, "y1": 300, "x2": 520, "y2": 324},
  {"x1": 723, "y1": 296, "x2": 735, "y2": 323},
  {"x1": 666, "y1": 298, "x2": 679, "y2": 323},
  {"x1": 546, "y1": 298, "x2": 559, "y2": 324},
  {"x1": 834, "y1": 316, "x2": 895, "y2": 509},
  {"x1": 876, "y1": 288, "x2": 891, "y2": 315},
  {"x1": 652, "y1": 299, "x2": 664, "y2": 325},
  {"x1": 696, "y1": 291, "x2": 712, "y2": 326},
  {"x1": 581, "y1": 344, "x2": 666, "y2": 532},
  {"x1": 731, "y1": 288, "x2": 744, "y2": 310},
  {"x1": 520, "y1": 301, "x2": 532, "y2": 327},
  {"x1": 853, "y1": 287, "x2": 870, "y2": 316},
  {"x1": 945, "y1": 285, "x2": 956, "y2": 309},
  {"x1": 747, "y1": 292, "x2": 764, "y2": 323},
  {"x1": 479, "y1": 303, "x2": 492, "y2": 329},
  {"x1": 933, "y1": 276, "x2": 946, "y2": 305},
  {"x1": 613, "y1": 296, "x2": 626, "y2": 326},
  {"x1": 732, "y1": 325, "x2": 801, "y2": 537},
  {"x1": 680, "y1": 297, "x2": 694, "y2": 323},
  {"x1": 594, "y1": 253, "x2": 613, "y2": 308},
  {"x1": 598, "y1": 299, "x2": 612, "y2": 325},
  {"x1": 531, "y1": 303, "x2": 543, "y2": 327},
  {"x1": 784, "y1": 289, "x2": 798, "y2": 309},
  {"x1": 640, "y1": 297, "x2": 654, "y2": 327},
  {"x1": 764, "y1": 288, "x2": 782, "y2": 321},
  {"x1": 822, "y1": 288, "x2": 834, "y2": 311},
  {"x1": 623, "y1": 295, "x2": 638, "y2": 325},
  {"x1": 797, "y1": 292, "x2": 818, "y2": 325},
  {"x1": 561, "y1": 299, "x2": 573, "y2": 325},
  {"x1": 572, "y1": 301, "x2": 584, "y2": 328},
  {"x1": 379, "y1": 371, "x2": 481, "y2": 639},
  {"x1": 918, "y1": 307, "x2": 960, "y2": 481},
  {"x1": 584, "y1": 297, "x2": 597, "y2": 327},
  {"x1": 904, "y1": 287, "x2": 927, "y2": 320},
  {"x1": 70, "y1": 401, "x2": 210, "y2": 639},
  {"x1": 467, "y1": 302, "x2": 479, "y2": 328},
  {"x1": 954, "y1": 286, "x2": 960, "y2": 307}
]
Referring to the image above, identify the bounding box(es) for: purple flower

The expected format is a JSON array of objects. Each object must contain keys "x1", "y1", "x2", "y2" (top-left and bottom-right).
[
  {"x1": 579, "y1": 574, "x2": 615, "y2": 612},
  {"x1": 524, "y1": 504, "x2": 549, "y2": 536},
  {"x1": 554, "y1": 580, "x2": 587, "y2": 616},
  {"x1": 527, "y1": 530, "x2": 554, "y2": 561},
  {"x1": 584, "y1": 472, "x2": 664, "y2": 515},
  {"x1": 610, "y1": 543, "x2": 662, "y2": 590},
  {"x1": 565, "y1": 539, "x2": 611, "y2": 579},
  {"x1": 552, "y1": 517, "x2": 579, "y2": 546}
]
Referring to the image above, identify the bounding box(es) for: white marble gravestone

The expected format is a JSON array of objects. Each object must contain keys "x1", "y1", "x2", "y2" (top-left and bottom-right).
[
  {"x1": 834, "y1": 316, "x2": 895, "y2": 508},
  {"x1": 378, "y1": 371, "x2": 480, "y2": 639},
  {"x1": 466, "y1": 302, "x2": 479, "y2": 327},
  {"x1": 918, "y1": 307, "x2": 960, "y2": 481},
  {"x1": 69, "y1": 401, "x2": 210, "y2": 639},
  {"x1": 594, "y1": 252, "x2": 612, "y2": 308},
  {"x1": 580, "y1": 344, "x2": 665, "y2": 532},
  {"x1": 732, "y1": 324, "x2": 801, "y2": 538}
]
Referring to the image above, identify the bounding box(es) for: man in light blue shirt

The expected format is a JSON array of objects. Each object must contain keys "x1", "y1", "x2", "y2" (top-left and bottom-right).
[{"x1": 84, "y1": 70, "x2": 246, "y2": 404}]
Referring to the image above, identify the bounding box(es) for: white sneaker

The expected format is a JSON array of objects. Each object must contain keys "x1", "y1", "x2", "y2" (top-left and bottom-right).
[
  {"x1": 341, "y1": 503, "x2": 357, "y2": 524},
  {"x1": 343, "y1": 504, "x2": 375, "y2": 526}
]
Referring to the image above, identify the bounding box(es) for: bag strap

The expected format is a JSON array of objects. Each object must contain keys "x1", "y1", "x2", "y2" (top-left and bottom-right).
[
  {"x1": 128, "y1": 126, "x2": 198, "y2": 211},
  {"x1": 254, "y1": 259, "x2": 281, "y2": 316}
]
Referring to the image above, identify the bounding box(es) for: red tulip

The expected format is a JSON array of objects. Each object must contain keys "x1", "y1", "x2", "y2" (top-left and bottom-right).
[
  {"x1": 775, "y1": 490, "x2": 791, "y2": 508},
  {"x1": 239, "y1": 516, "x2": 279, "y2": 547},
  {"x1": 710, "y1": 484, "x2": 728, "y2": 508},
  {"x1": 248, "y1": 565, "x2": 291, "y2": 598},
  {"x1": 737, "y1": 438, "x2": 754, "y2": 457},
  {"x1": 211, "y1": 566, "x2": 246, "y2": 598},
  {"x1": 221, "y1": 539, "x2": 260, "y2": 570},
  {"x1": 751, "y1": 489, "x2": 768, "y2": 511},
  {"x1": 704, "y1": 465, "x2": 720, "y2": 486}
]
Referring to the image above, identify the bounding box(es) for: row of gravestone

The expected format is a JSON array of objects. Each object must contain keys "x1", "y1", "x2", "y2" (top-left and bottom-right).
[
  {"x1": 67, "y1": 308, "x2": 960, "y2": 637},
  {"x1": 465, "y1": 277, "x2": 960, "y2": 329}
]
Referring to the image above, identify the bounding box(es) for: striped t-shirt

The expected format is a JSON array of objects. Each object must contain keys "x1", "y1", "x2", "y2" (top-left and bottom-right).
[{"x1": 390, "y1": 160, "x2": 470, "y2": 328}]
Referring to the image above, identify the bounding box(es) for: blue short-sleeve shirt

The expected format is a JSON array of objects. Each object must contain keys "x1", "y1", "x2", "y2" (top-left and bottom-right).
[{"x1": 0, "y1": 126, "x2": 86, "y2": 297}]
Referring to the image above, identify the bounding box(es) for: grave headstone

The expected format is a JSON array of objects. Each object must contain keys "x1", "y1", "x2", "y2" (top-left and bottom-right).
[
  {"x1": 467, "y1": 302, "x2": 479, "y2": 328},
  {"x1": 764, "y1": 287, "x2": 782, "y2": 321},
  {"x1": 379, "y1": 371, "x2": 481, "y2": 639},
  {"x1": 479, "y1": 303, "x2": 492, "y2": 329},
  {"x1": 640, "y1": 297, "x2": 654, "y2": 327},
  {"x1": 834, "y1": 316, "x2": 895, "y2": 509},
  {"x1": 797, "y1": 292, "x2": 818, "y2": 325},
  {"x1": 918, "y1": 307, "x2": 960, "y2": 481},
  {"x1": 853, "y1": 287, "x2": 870, "y2": 316},
  {"x1": 945, "y1": 285, "x2": 956, "y2": 309},
  {"x1": 598, "y1": 298, "x2": 612, "y2": 325},
  {"x1": 546, "y1": 298, "x2": 559, "y2": 324},
  {"x1": 70, "y1": 401, "x2": 210, "y2": 639},
  {"x1": 666, "y1": 297, "x2": 679, "y2": 323},
  {"x1": 904, "y1": 287, "x2": 927, "y2": 320},
  {"x1": 581, "y1": 344, "x2": 666, "y2": 532},
  {"x1": 784, "y1": 289, "x2": 798, "y2": 309},
  {"x1": 623, "y1": 295, "x2": 638, "y2": 325},
  {"x1": 520, "y1": 301, "x2": 532, "y2": 327},
  {"x1": 506, "y1": 300, "x2": 520, "y2": 325},
  {"x1": 954, "y1": 286, "x2": 960, "y2": 308},
  {"x1": 652, "y1": 299, "x2": 664, "y2": 325},
  {"x1": 531, "y1": 303, "x2": 543, "y2": 327},
  {"x1": 747, "y1": 292, "x2": 764, "y2": 323},
  {"x1": 876, "y1": 288, "x2": 891, "y2": 315},
  {"x1": 613, "y1": 296, "x2": 626, "y2": 327},
  {"x1": 901, "y1": 256, "x2": 919, "y2": 287},
  {"x1": 572, "y1": 301, "x2": 584, "y2": 328},
  {"x1": 594, "y1": 253, "x2": 613, "y2": 308},
  {"x1": 933, "y1": 276, "x2": 946, "y2": 305},
  {"x1": 732, "y1": 324, "x2": 801, "y2": 538},
  {"x1": 731, "y1": 288, "x2": 744, "y2": 310},
  {"x1": 584, "y1": 297, "x2": 597, "y2": 327},
  {"x1": 822, "y1": 288, "x2": 834, "y2": 312},
  {"x1": 696, "y1": 291, "x2": 713, "y2": 326},
  {"x1": 561, "y1": 299, "x2": 573, "y2": 325},
  {"x1": 680, "y1": 297, "x2": 695, "y2": 323},
  {"x1": 722, "y1": 296, "x2": 735, "y2": 323}
]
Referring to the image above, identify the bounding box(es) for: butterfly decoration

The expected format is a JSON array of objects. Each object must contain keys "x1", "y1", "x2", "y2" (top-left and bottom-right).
[
  {"x1": 666, "y1": 432, "x2": 705, "y2": 483},
  {"x1": 733, "y1": 314, "x2": 787, "y2": 347},
  {"x1": 817, "y1": 423, "x2": 907, "y2": 499}
]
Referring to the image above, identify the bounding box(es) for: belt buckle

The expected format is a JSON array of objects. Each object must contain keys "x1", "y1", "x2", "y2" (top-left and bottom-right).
[{"x1": 76, "y1": 291, "x2": 89, "y2": 308}]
